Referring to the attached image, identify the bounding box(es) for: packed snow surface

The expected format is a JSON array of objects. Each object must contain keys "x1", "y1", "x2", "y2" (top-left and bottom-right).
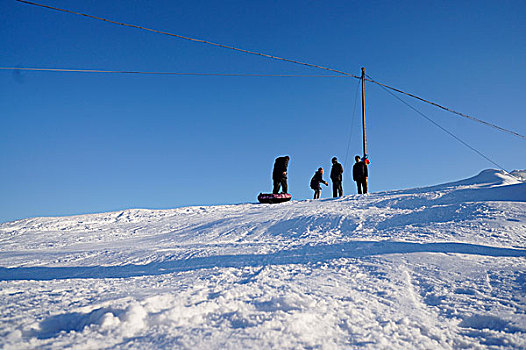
[{"x1": 1, "y1": 169, "x2": 525, "y2": 349}]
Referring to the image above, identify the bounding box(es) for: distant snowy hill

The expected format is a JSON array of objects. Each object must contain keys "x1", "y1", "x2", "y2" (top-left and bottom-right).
[
  {"x1": 511, "y1": 169, "x2": 526, "y2": 181},
  {"x1": 1, "y1": 169, "x2": 525, "y2": 349}
]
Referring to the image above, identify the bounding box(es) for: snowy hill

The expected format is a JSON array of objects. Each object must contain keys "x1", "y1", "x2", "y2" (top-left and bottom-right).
[{"x1": 1, "y1": 169, "x2": 525, "y2": 349}]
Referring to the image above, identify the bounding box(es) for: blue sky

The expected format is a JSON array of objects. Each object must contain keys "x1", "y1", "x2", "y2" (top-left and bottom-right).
[{"x1": 1, "y1": 0, "x2": 525, "y2": 222}]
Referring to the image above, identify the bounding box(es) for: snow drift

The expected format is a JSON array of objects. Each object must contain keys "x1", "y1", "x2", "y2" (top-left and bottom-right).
[{"x1": 0, "y1": 169, "x2": 525, "y2": 349}]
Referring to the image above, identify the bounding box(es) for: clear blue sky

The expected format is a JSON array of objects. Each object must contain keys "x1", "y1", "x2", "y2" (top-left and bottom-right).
[{"x1": 1, "y1": 0, "x2": 525, "y2": 223}]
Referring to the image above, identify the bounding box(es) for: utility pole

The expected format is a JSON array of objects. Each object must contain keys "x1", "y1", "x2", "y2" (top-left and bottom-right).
[
  {"x1": 361, "y1": 67, "x2": 367, "y2": 156},
  {"x1": 361, "y1": 67, "x2": 369, "y2": 192}
]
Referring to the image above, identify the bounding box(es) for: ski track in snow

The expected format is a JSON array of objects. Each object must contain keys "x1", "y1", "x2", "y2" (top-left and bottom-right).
[{"x1": 0, "y1": 169, "x2": 525, "y2": 349}]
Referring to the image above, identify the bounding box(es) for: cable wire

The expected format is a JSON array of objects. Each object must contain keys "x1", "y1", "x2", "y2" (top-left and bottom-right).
[
  {"x1": 14, "y1": 0, "x2": 526, "y2": 141},
  {"x1": 344, "y1": 79, "x2": 361, "y2": 169},
  {"x1": 0, "y1": 67, "x2": 347, "y2": 78},
  {"x1": 15, "y1": 0, "x2": 360, "y2": 79},
  {"x1": 365, "y1": 76, "x2": 526, "y2": 141},
  {"x1": 369, "y1": 74, "x2": 510, "y2": 173}
]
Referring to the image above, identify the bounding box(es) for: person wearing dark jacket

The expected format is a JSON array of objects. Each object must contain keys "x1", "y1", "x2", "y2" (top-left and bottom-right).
[
  {"x1": 352, "y1": 155, "x2": 368, "y2": 194},
  {"x1": 272, "y1": 155, "x2": 290, "y2": 194},
  {"x1": 330, "y1": 157, "x2": 344, "y2": 197},
  {"x1": 310, "y1": 167, "x2": 328, "y2": 199}
]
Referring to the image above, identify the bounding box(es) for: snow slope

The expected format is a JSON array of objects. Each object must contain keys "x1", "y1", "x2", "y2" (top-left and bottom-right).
[{"x1": 1, "y1": 169, "x2": 525, "y2": 349}]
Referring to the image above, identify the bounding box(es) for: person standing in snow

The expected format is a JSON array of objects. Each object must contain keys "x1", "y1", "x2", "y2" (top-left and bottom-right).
[
  {"x1": 272, "y1": 155, "x2": 290, "y2": 194},
  {"x1": 330, "y1": 157, "x2": 344, "y2": 197},
  {"x1": 310, "y1": 167, "x2": 328, "y2": 199},
  {"x1": 353, "y1": 155, "x2": 368, "y2": 194}
]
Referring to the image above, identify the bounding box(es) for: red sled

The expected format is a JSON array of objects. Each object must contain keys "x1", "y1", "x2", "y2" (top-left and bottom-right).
[{"x1": 258, "y1": 193, "x2": 292, "y2": 204}]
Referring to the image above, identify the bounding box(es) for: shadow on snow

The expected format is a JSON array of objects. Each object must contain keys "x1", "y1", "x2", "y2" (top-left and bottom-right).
[{"x1": 1, "y1": 241, "x2": 525, "y2": 281}]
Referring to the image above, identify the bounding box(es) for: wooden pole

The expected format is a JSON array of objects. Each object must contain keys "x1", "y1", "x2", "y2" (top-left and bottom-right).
[
  {"x1": 361, "y1": 67, "x2": 367, "y2": 156},
  {"x1": 361, "y1": 67, "x2": 369, "y2": 192}
]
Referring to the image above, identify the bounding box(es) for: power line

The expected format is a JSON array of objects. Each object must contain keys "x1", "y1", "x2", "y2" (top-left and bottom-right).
[
  {"x1": 0, "y1": 67, "x2": 346, "y2": 78},
  {"x1": 14, "y1": 0, "x2": 526, "y2": 141},
  {"x1": 369, "y1": 74, "x2": 510, "y2": 173},
  {"x1": 343, "y1": 79, "x2": 361, "y2": 169},
  {"x1": 365, "y1": 76, "x2": 526, "y2": 141},
  {"x1": 15, "y1": 0, "x2": 360, "y2": 79}
]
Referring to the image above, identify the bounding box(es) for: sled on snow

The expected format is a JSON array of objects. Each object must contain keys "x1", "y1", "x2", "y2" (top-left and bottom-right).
[{"x1": 257, "y1": 193, "x2": 292, "y2": 204}]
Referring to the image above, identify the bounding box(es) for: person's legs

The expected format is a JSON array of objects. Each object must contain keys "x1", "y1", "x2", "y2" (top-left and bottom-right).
[
  {"x1": 281, "y1": 178, "x2": 288, "y2": 193},
  {"x1": 273, "y1": 179, "x2": 280, "y2": 194},
  {"x1": 333, "y1": 181, "x2": 342, "y2": 197},
  {"x1": 357, "y1": 180, "x2": 368, "y2": 194}
]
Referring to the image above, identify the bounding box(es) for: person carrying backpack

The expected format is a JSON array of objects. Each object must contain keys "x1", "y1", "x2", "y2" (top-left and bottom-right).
[
  {"x1": 352, "y1": 155, "x2": 368, "y2": 194},
  {"x1": 310, "y1": 167, "x2": 328, "y2": 199}
]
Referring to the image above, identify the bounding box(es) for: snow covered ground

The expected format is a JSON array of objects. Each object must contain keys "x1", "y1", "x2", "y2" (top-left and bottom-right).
[{"x1": 1, "y1": 169, "x2": 525, "y2": 349}]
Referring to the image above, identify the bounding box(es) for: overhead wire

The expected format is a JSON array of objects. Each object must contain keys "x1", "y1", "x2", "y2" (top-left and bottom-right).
[
  {"x1": 0, "y1": 67, "x2": 346, "y2": 78},
  {"x1": 365, "y1": 76, "x2": 526, "y2": 141},
  {"x1": 14, "y1": 0, "x2": 360, "y2": 79},
  {"x1": 14, "y1": 0, "x2": 526, "y2": 142},
  {"x1": 368, "y1": 74, "x2": 510, "y2": 173},
  {"x1": 343, "y1": 79, "x2": 361, "y2": 170}
]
